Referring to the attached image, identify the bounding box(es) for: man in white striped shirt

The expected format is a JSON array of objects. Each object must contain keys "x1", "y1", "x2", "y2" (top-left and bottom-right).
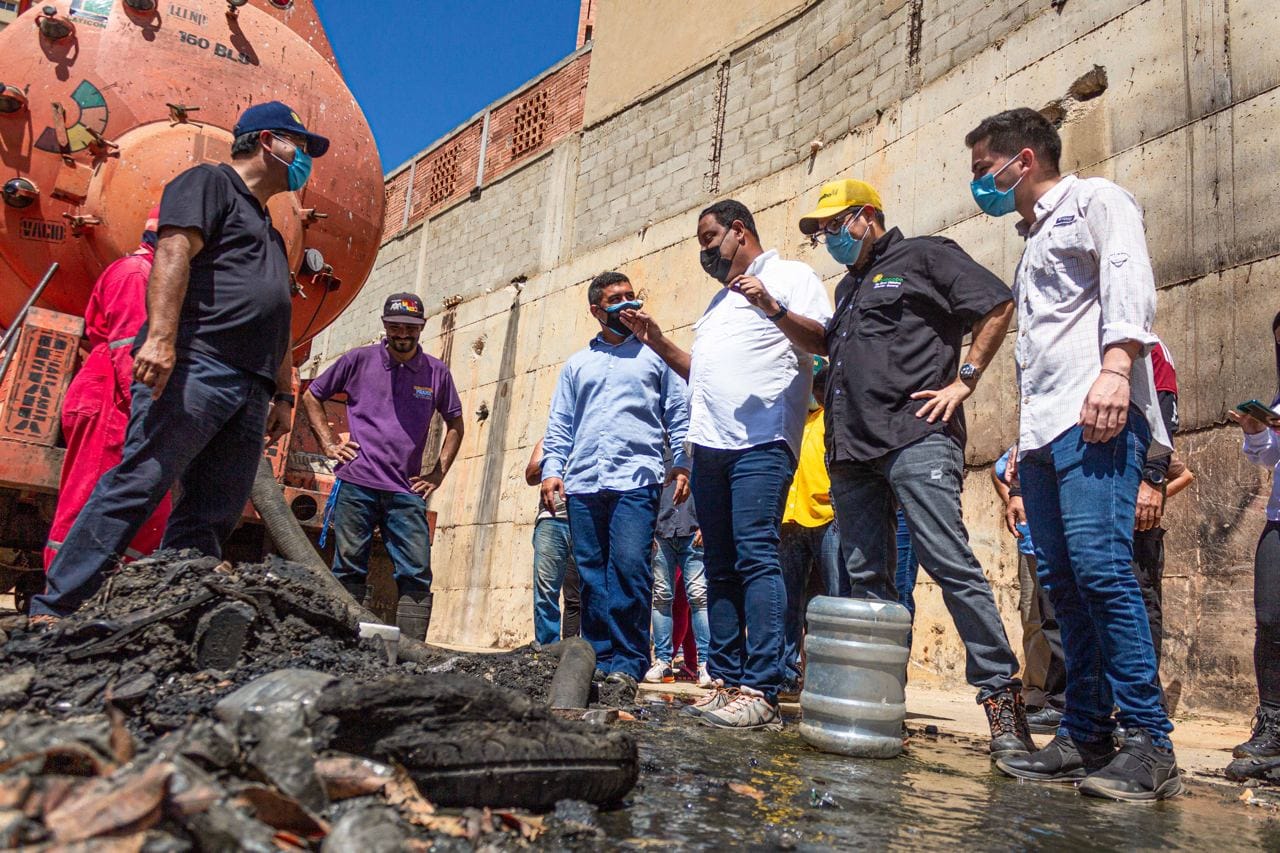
[{"x1": 966, "y1": 108, "x2": 1180, "y2": 802}]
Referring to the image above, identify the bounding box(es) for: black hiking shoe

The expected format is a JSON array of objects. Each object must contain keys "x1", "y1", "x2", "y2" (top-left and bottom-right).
[
  {"x1": 1234, "y1": 706, "x2": 1280, "y2": 760},
  {"x1": 983, "y1": 689, "x2": 1035, "y2": 759},
  {"x1": 1026, "y1": 706, "x2": 1064, "y2": 735},
  {"x1": 1225, "y1": 755, "x2": 1280, "y2": 783},
  {"x1": 1079, "y1": 729, "x2": 1182, "y2": 801},
  {"x1": 603, "y1": 671, "x2": 638, "y2": 704},
  {"x1": 996, "y1": 732, "x2": 1116, "y2": 782}
]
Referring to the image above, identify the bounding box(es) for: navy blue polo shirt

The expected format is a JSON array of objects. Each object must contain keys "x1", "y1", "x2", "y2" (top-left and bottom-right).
[{"x1": 137, "y1": 163, "x2": 292, "y2": 388}]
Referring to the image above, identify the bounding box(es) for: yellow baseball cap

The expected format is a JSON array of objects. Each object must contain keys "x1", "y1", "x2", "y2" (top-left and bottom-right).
[{"x1": 798, "y1": 179, "x2": 884, "y2": 235}]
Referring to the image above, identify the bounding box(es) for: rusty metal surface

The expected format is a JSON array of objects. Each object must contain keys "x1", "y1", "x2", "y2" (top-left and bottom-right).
[
  {"x1": 0, "y1": 306, "x2": 82, "y2": 447},
  {"x1": 0, "y1": 0, "x2": 384, "y2": 355}
]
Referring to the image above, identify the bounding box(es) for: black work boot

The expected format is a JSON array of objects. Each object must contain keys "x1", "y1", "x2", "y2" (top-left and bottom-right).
[
  {"x1": 997, "y1": 732, "x2": 1116, "y2": 782},
  {"x1": 1026, "y1": 705, "x2": 1064, "y2": 735},
  {"x1": 1078, "y1": 729, "x2": 1182, "y2": 801},
  {"x1": 395, "y1": 592, "x2": 433, "y2": 642},
  {"x1": 1234, "y1": 706, "x2": 1280, "y2": 759},
  {"x1": 983, "y1": 689, "x2": 1036, "y2": 759}
]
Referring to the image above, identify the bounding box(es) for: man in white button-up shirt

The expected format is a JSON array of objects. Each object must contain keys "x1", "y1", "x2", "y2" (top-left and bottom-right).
[
  {"x1": 623, "y1": 199, "x2": 832, "y2": 731},
  {"x1": 967, "y1": 107, "x2": 1180, "y2": 802}
]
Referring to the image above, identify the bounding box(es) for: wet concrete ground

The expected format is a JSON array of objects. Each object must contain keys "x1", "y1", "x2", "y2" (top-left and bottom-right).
[{"x1": 601, "y1": 701, "x2": 1280, "y2": 851}]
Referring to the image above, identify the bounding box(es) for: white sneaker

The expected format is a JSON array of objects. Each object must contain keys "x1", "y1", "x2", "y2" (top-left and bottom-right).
[
  {"x1": 697, "y1": 663, "x2": 714, "y2": 688},
  {"x1": 681, "y1": 686, "x2": 739, "y2": 718},
  {"x1": 700, "y1": 692, "x2": 783, "y2": 731},
  {"x1": 643, "y1": 660, "x2": 675, "y2": 684}
]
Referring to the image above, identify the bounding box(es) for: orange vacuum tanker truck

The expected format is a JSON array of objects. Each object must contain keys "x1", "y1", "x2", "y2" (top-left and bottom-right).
[{"x1": 0, "y1": 0, "x2": 386, "y2": 610}]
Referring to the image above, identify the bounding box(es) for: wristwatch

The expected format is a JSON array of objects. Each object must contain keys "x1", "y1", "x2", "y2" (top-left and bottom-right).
[
  {"x1": 767, "y1": 303, "x2": 789, "y2": 322},
  {"x1": 273, "y1": 392, "x2": 296, "y2": 406},
  {"x1": 958, "y1": 363, "x2": 982, "y2": 382},
  {"x1": 1142, "y1": 468, "x2": 1166, "y2": 488}
]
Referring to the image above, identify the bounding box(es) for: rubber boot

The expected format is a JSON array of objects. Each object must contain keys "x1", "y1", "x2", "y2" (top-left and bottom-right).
[{"x1": 396, "y1": 592, "x2": 433, "y2": 642}]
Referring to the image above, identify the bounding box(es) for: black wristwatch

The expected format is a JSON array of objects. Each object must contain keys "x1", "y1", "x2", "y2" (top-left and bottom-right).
[
  {"x1": 959, "y1": 363, "x2": 982, "y2": 383},
  {"x1": 273, "y1": 392, "x2": 296, "y2": 406},
  {"x1": 1142, "y1": 468, "x2": 1166, "y2": 488},
  {"x1": 767, "y1": 304, "x2": 789, "y2": 322}
]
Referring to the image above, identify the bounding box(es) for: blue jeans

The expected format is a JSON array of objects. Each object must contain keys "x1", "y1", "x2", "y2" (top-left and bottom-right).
[
  {"x1": 693, "y1": 441, "x2": 794, "y2": 704},
  {"x1": 533, "y1": 517, "x2": 579, "y2": 645},
  {"x1": 33, "y1": 352, "x2": 271, "y2": 617},
  {"x1": 567, "y1": 485, "x2": 662, "y2": 680},
  {"x1": 829, "y1": 433, "x2": 1020, "y2": 701},
  {"x1": 1020, "y1": 416, "x2": 1173, "y2": 748},
  {"x1": 895, "y1": 509, "x2": 919, "y2": 617},
  {"x1": 778, "y1": 520, "x2": 842, "y2": 682},
  {"x1": 331, "y1": 479, "x2": 432, "y2": 596},
  {"x1": 651, "y1": 533, "x2": 710, "y2": 665}
]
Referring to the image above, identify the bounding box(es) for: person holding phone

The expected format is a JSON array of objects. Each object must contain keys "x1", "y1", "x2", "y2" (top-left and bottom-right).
[{"x1": 1224, "y1": 311, "x2": 1280, "y2": 781}]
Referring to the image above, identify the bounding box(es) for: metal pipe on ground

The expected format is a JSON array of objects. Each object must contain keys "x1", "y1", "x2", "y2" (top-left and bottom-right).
[{"x1": 544, "y1": 637, "x2": 596, "y2": 710}]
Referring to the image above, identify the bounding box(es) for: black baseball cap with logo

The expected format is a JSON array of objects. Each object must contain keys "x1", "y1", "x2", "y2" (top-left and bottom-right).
[{"x1": 382, "y1": 292, "x2": 426, "y2": 325}]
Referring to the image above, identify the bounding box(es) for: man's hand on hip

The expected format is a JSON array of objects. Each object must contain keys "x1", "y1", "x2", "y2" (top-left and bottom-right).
[
  {"x1": 1079, "y1": 370, "x2": 1131, "y2": 443},
  {"x1": 411, "y1": 466, "x2": 445, "y2": 498},
  {"x1": 668, "y1": 466, "x2": 691, "y2": 505},
  {"x1": 324, "y1": 438, "x2": 360, "y2": 463},
  {"x1": 540, "y1": 477, "x2": 566, "y2": 515},
  {"x1": 910, "y1": 379, "x2": 973, "y2": 424},
  {"x1": 133, "y1": 338, "x2": 176, "y2": 399}
]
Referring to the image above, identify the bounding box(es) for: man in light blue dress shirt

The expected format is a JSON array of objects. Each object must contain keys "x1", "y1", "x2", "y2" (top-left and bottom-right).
[{"x1": 541, "y1": 271, "x2": 691, "y2": 686}]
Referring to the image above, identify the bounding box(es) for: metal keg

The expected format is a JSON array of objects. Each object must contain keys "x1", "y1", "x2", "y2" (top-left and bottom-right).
[{"x1": 799, "y1": 595, "x2": 913, "y2": 758}]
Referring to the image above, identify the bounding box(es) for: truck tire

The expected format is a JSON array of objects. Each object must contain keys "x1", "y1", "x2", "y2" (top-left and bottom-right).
[{"x1": 378, "y1": 720, "x2": 637, "y2": 810}]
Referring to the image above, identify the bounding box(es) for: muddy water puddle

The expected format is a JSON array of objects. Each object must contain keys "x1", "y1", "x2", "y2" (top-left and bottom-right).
[{"x1": 600, "y1": 703, "x2": 1280, "y2": 850}]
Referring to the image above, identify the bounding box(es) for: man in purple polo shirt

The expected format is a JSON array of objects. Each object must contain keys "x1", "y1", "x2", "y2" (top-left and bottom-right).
[{"x1": 302, "y1": 292, "x2": 464, "y2": 640}]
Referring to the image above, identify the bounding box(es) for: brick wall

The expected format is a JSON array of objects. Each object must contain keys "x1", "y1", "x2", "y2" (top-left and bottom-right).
[{"x1": 379, "y1": 50, "x2": 591, "y2": 244}]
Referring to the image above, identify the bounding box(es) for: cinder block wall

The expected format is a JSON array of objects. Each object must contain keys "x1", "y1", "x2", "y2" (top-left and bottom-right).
[{"x1": 315, "y1": 0, "x2": 1278, "y2": 720}]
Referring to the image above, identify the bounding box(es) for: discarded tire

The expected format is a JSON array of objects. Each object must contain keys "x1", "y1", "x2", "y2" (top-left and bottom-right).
[
  {"x1": 317, "y1": 673, "x2": 638, "y2": 810},
  {"x1": 382, "y1": 720, "x2": 638, "y2": 809}
]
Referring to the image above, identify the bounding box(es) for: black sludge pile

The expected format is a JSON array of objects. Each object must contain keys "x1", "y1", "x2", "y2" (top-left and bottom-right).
[{"x1": 0, "y1": 554, "x2": 637, "y2": 849}]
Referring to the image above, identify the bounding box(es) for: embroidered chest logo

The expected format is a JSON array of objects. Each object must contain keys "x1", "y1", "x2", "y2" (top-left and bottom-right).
[
  {"x1": 413, "y1": 385, "x2": 434, "y2": 400},
  {"x1": 1054, "y1": 215, "x2": 1076, "y2": 227},
  {"x1": 872, "y1": 273, "x2": 904, "y2": 289}
]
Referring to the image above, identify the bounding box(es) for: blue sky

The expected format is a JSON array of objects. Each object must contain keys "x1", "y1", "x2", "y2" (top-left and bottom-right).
[{"x1": 315, "y1": 0, "x2": 581, "y2": 174}]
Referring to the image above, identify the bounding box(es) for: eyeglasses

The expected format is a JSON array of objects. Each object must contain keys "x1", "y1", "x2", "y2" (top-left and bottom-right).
[{"x1": 810, "y1": 209, "x2": 857, "y2": 245}]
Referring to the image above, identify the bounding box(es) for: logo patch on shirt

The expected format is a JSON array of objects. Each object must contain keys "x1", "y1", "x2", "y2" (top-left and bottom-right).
[
  {"x1": 872, "y1": 274, "x2": 903, "y2": 289},
  {"x1": 1054, "y1": 215, "x2": 1076, "y2": 227},
  {"x1": 413, "y1": 385, "x2": 434, "y2": 400}
]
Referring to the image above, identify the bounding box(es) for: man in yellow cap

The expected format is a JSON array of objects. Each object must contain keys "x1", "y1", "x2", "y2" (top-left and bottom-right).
[{"x1": 761, "y1": 178, "x2": 1032, "y2": 760}]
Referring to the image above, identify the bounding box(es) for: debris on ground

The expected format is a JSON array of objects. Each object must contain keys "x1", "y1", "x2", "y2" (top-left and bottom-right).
[{"x1": 0, "y1": 552, "x2": 638, "y2": 848}]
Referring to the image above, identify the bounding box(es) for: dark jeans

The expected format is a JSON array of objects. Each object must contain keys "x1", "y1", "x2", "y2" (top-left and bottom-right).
[
  {"x1": 1020, "y1": 416, "x2": 1173, "y2": 748},
  {"x1": 331, "y1": 479, "x2": 432, "y2": 596},
  {"x1": 567, "y1": 485, "x2": 661, "y2": 681},
  {"x1": 1019, "y1": 552, "x2": 1067, "y2": 711},
  {"x1": 895, "y1": 509, "x2": 919, "y2": 616},
  {"x1": 779, "y1": 520, "x2": 842, "y2": 683},
  {"x1": 532, "y1": 517, "x2": 580, "y2": 645},
  {"x1": 829, "y1": 432, "x2": 1020, "y2": 701},
  {"x1": 1255, "y1": 521, "x2": 1280, "y2": 709},
  {"x1": 1131, "y1": 527, "x2": 1165, "y2": 667},
  {"x1": 693, "y1": 441, "x2": 794, "y2": 704},
  {"x1": 32, "y1": 352, "x2": 270, "y2": 617}
]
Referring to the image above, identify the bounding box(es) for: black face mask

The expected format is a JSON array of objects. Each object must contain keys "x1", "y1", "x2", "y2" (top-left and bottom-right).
[{"x1": 699, "y1": 229, "x2": 739, "y2": 283}]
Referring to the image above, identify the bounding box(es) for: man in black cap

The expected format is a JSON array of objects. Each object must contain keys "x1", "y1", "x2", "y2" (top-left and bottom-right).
[
  {"x1": 32, "y1": 101, "x2": 328, "y2": 622},
  {"x1": 300, "y1": 293, "x2": 464, "y2": 640}
]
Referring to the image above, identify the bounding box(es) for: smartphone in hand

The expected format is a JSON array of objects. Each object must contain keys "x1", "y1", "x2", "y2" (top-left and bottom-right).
[{"x1": 1236, "y1": 400, "x2": 1280, "y2": 427}]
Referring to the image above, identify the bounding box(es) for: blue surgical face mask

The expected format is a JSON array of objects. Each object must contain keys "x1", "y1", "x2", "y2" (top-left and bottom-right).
[
  {"x1": 602, "y1": 299, "x2": 643, "y2": 335},
  {"x1": 825, "y1": 214, "x2": 868, "y2": 267},
  {"x1": 970, "y1": 156, "x2": 1024, "y2": 217},
  {"x1": 268, "y1": 137, "x2": 313, "y2": 191}
]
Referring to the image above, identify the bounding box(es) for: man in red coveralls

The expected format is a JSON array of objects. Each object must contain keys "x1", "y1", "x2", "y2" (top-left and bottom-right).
[{"x1": 43, "y1": 208, "x2": 172, "y2": 570}]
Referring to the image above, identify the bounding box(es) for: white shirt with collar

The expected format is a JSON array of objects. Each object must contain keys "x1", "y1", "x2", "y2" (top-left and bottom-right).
[
  {"x1": 687, "y1": 248, "x2": 833, "y2": 456},
  {"x1": 1012, "y1": 174, "x2": 1171, "y2": 459}
]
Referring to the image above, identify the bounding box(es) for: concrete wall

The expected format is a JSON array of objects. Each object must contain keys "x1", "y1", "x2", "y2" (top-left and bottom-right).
[{"x1": 316, "y1": 0, "x2": 1280, "y2": 719}]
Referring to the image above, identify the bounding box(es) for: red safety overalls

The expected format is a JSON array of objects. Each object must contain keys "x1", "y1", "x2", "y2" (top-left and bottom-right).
[{"x1": 43, "y1": 243, "x2": 172, "y2": 569}]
